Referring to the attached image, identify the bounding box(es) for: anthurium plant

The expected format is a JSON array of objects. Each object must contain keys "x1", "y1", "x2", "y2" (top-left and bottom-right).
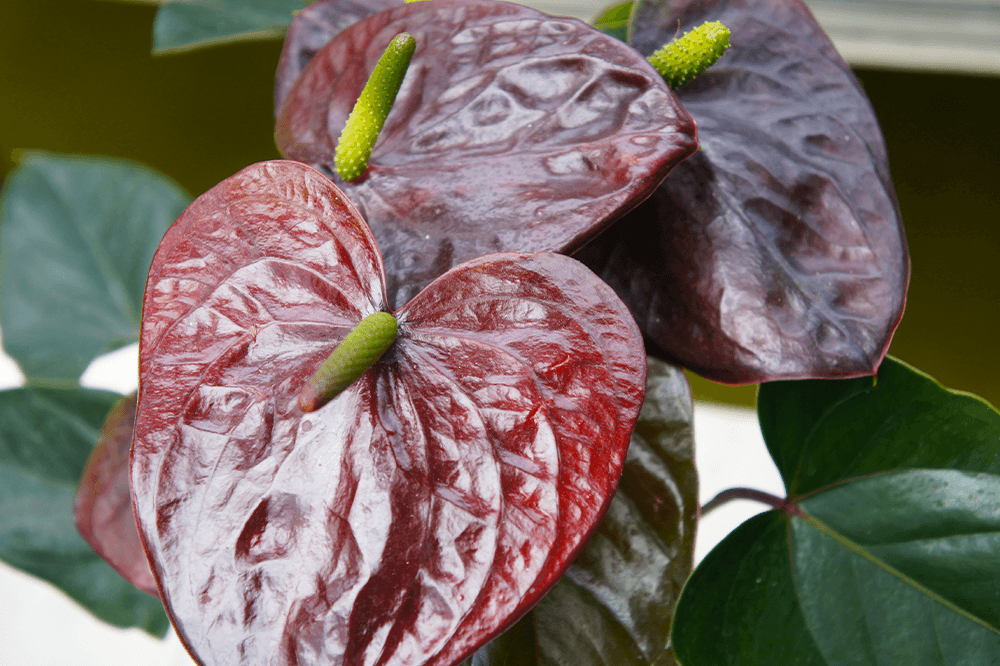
[{"x1": 0, "y1": 0, "x2": 996, "y2": 665}]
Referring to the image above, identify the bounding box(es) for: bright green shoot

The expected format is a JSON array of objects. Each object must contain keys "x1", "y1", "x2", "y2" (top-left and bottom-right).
[
  {"x1": 647, "y1": 20, "x2": 730, "y2": 89},
  {"x1": 335, "y1": 32, "x2": 416, "y2": 181}
]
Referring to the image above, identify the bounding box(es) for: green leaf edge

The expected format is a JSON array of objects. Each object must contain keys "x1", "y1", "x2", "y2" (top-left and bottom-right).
[
  {"x1": 760, "y1": 355, "x2": 1000, "y2": 498},
  {"x1": 463, "y1": 357, "x2": 697, "y2": 665},
  {"x1": 591, "y1": 0, "x2": 634, "y2": 42},
  {"x1": 0, "y1": 150, "x2": 190, "y2": 386},
  {"x1": 675, "y1": 358, "x2": 1000, "y2": 663},
  {"x1": 0, "y1": 386, "x2": 169, "y2": 637},
  {"x1": 151, "y1": 1, "x2": 297, "y2": 55},
  {"x1": 671, "y1": 511, "x2": 827, "y2": 666},
  {"x1": 152, "y1": 25, "x2": 288, "y2": 55}
]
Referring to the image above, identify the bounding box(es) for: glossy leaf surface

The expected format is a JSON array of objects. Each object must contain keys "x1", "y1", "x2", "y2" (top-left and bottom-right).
[
  {"x1": 578, "y1": 0, "x2": 909, "y2": 383},
  {"x1": 672, "y1": 358, "x2": 1000, "y2": 664},
  {"x1": 274, "y1": 0, "x2": 402, "y2": 113},
  {"x1": 759, "y1": 356, "x2": 1000, "y2": 492},
  {"x1": 461, "y1": 357, "x2": 697, "y2": 666},
  {"x1": 0, "y1": 152, "x2": 190, "y2": 385},
  {"x1": 0, "y1": 387, "x2": 169, "y2": 635},
  {"x1": 672, "y1": 513, "x2": 826, "y2": 665},
  {"x1": 133, "y1": 160, "x2": 647, "y2": 666},
  {"x1": 74, "y1": 392, "x2": 159, "y2": 597},
  {"x1": 591, "y1": 1, "x2": 633, "y2": 42},
  {"x1": 276, "y1": 0, "x2": 698, "y2": 308},
  {"x1": 152, "y1": 0, "x2": 304, "y2": 54}
]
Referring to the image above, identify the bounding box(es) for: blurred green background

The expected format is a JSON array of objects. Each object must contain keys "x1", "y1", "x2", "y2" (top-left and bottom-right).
[{"x1": 1, "y1": 0, "x2": 997, "y2": 407}]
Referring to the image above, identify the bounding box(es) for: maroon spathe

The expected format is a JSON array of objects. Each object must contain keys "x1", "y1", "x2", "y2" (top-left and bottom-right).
[
  {"x1": 275, "y1": 0, "x2": 698, "y2": 309},
  {"x1": 131, "y1": 161, "x2": 646, "y2": 666}
]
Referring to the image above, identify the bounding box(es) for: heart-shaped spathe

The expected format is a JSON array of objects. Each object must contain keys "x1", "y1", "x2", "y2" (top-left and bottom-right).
[{"x1": 131, "y1": 160, "x2": 646, "y2": 666}]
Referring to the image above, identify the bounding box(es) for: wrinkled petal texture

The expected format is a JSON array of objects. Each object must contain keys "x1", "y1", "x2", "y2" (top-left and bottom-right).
[
  {"x1": 74, "y1": 392, "x2": 160, "y2": 597},
  {"x1": 132, "y1": 161, "x2": 646, "y2": 666},
  {"x1": 274, "y1": 0, "x2": 403, "y2": 114},
  {"x1": 276, "y1": 0, "x2": 697, "y2": 309},
  {"x1": 579, "y1": 0, "x2": 909, "y2": 383}
]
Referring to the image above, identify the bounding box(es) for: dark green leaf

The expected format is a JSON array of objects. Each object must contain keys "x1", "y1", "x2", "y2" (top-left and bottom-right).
[
  {"x1": 672, "y1": 513, "x2": 826, "y2": 666},
  {"x1": 153, "y1": 0, "x2": 304, "y2": 54},
  {"x1": 757, "y1": 373, "x2": 872, "y2": 491},
  {"x1": 0, "y1": 152, "x2": 189, "y2": 385},
  {"x1": 673, "y1": 359, "x2": 1000, "y2": 664},
  {"x1": 759, "y1": 356, "x2": 1000, "y2": 496},
  {"x1": 592, "y1": 1, "x2": 633, "y2": 42},
  {"x1": 793, "y1": 470, "x2": 1000, "y2": 664},
  {"x1": 463, "y1": 357, "x2": 698, "y2": 665},
  {"x1": 0, "y1": 387, "x2": 169, "y2": 635}
]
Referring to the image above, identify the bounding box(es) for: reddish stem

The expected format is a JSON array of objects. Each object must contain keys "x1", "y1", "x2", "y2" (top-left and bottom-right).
[{"x1": 700, "y1": 487, "x2": 796, "y2": 516}]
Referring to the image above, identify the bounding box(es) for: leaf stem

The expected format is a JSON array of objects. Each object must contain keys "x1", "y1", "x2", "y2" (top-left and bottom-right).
[{"x1": 700, "y1": 487, "x2": 791, "y2": 516}]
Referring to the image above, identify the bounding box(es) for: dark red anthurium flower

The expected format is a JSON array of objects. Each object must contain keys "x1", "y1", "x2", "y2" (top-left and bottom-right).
[
  {"x1": 275, "y1": 0, "x2": 698, "y2": 308},
  {"x1": 131, "y1": 160, "x2": 646, "y2": 666},
  {"x1": 578, "y1": 0, "x2": 910, "y2": 383},
  {"x1": 74, "y1": 392, "x2": 159, "y2": 598},
  {"x1": 276, "y1": 0, "x2": 909, "y2": 385}
]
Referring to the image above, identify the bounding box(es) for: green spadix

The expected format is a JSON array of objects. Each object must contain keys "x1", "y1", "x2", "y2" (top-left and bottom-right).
[
  {"x1": 648, "y1": 20, "x2": 731, "y2": 89},
  {"x1": 335, "y1": 32, "x2": 416, "y2": 181},
  {"x1": 299, "y1": 312, "x2": 398, "y2": 412}
]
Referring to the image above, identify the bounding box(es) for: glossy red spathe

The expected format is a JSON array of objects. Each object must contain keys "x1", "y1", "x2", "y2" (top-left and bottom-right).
[
  {"x1": 276, "y1": 0, "x2": 698, "y2": 308},
  {"x1": 132, "y1": 160, "x2": 646, "y2": 666}
]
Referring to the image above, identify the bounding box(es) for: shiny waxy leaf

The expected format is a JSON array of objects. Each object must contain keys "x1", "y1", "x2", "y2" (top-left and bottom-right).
[
  {"x1": 672, "y1": 358, "x2": 1000, "y2": 664},
  {"x1": 672, "y1": 513, "x2": 825, "y2": 665},
  {"x1": 276, "y1": 0, "x2": 698, "y2": 308},
  {"x1": 760, "y1": 356, "x2": 1000, "y2": 491},
  {"x1": 132, "y1": 160, "x2": 647, "y2": 666},
  {"x1": 74, "y1": 392, "x2": 159, "y2": 597},
  {"x1": 591, "y1": 1, "x2": 633, "y2": 42},
  {"x1": 462, "y1": 357, "x2": 697, "y2": 666},
  {"x1": 152, "y1": 0, "x2": 304, "y2": 54},
  {"x1": 274, "y1": 0, "x2": 403, "y2": 112},
  {"x1": 0, "y1": 152, "x2": 190, "y2": 385},
  {"x1": 578, "y1": 0, "x2": 909, "y2": 383},
  {"x1": 0, "y1": 387, "x2": 169, "y2": 635}
]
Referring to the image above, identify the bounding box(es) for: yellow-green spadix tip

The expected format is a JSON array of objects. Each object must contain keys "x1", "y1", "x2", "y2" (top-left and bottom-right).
[
  {"x1": 647, "y1": 20, "x2": 731, "y2": 89},
  {"x1": 335, "y1": 32, "x2": 416, "y2": 181},
  {"x1": 299, "y1": 312, "x2": 398, "y2": 412}
]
